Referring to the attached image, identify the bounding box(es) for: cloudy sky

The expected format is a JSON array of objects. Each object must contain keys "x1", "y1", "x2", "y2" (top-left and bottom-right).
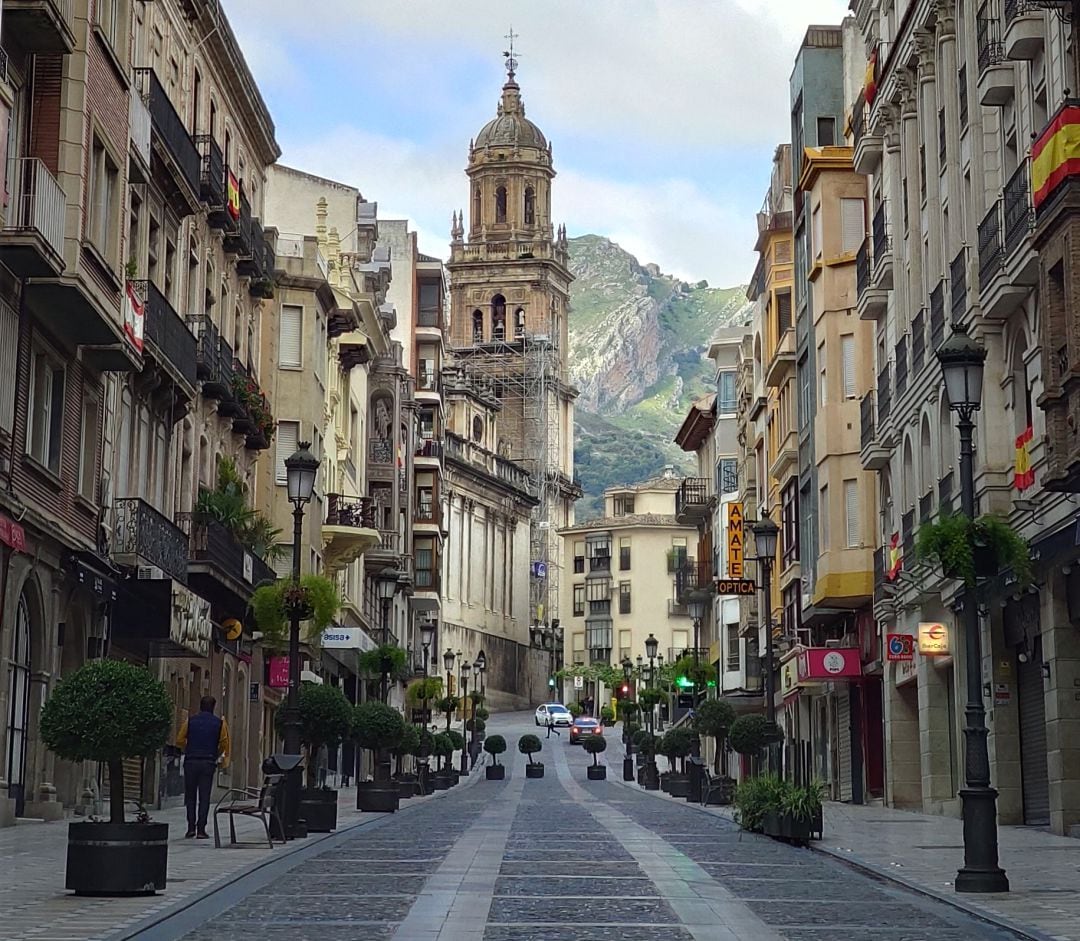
[{"x1": 225, "y1": 0, "x2": 852, "y2": 288}]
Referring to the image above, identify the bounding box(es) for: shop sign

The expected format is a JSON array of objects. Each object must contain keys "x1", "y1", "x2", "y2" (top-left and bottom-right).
[
  {"x1": 268, "y1": 655, "x2": 290, "y2": 688},
  {"x1": 716, "y1": 578, "x2": 756, "y2": 595},
  {"x1": 780, "y1": 657, "x2": 800, "y2": 697},
  {"x1": 249, "y1": 682, "x2": 261, "y2": 703},
  {"x1": 727, "y1": 502, "x2": 745, "y2": 578},
  {"x1": 918, "y1": 622, "x2": 950, "y2": 656},
  {"x1": 886, "y1": 633, "x2": 915, "y2": 662},
  {"x1": 994, "y1": 683, "x2": 1012, "y2": 706},
  {"x1": 798, "y1": 647, "x2": 862, "y2": 681},
  {"x1": 322, "y1": 627, "x2": 365, "y2": 649},
  {"x1": 169, "y1": 584, "x2": 212, "y2": 657},
  {"x1": 0, "y1": 514, "x2": 26, "y2": 552}
]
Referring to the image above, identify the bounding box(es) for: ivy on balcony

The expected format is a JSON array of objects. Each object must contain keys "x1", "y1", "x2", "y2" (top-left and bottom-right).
[{"x1": 229, "y1": 370, "x2": 276, "y2": 450}]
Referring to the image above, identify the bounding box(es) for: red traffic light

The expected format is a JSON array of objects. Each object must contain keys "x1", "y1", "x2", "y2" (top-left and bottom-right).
[{"x1": 620, "y1": 684, "x2": 629, "y2": 695}]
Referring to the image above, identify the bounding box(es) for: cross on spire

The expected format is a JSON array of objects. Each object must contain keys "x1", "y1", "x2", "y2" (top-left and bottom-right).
[{"x1": 503, "y1": 27, "x2": 520, "y2": 80}]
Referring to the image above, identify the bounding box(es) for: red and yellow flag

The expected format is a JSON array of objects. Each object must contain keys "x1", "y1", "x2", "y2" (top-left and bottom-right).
[
  {"x1": 1032, "y1": 103, "x2": 1080, "y2": 210},
  {"x1": 887, "y1": 531, "x2": 902, "y2": 581},
  {"x1": 1015, "y1": 425, "x2": 1035, "y2": 492},
  {"x1": 227, "y1": 171, "x2": 241, "y2": 220},
  {"x1": 864, "y1": 47, "x2": 879, "y2": 105}
]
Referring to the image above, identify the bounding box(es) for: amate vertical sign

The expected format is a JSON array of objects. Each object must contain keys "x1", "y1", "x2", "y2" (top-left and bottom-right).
[{"x1": 727, "y1": 502, "x2": 744, "y2": 578}]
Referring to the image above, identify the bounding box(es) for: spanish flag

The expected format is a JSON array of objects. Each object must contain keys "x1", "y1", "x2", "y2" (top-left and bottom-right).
[
  {"x1": 1015, "y1": 425, "x2": 1035, "y2": 492},
  {"x1": 865, "y1": 47, "x2": 879, "y2": 105},
  {"x1": 1032, "y1": 102, "x2": 1080, "y2": 211},
  {"x1": 227, "y1": 171, "x2": 241, "y2": 220},
  {"x1": 887, "y1": 531, "x2": 902, "y2": 581}
]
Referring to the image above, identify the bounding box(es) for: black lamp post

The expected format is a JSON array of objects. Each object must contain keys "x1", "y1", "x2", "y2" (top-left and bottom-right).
[
  {"x1": 459, "y1": 661, "x2": 471, "y2": 776},
  {"x1": 281, "y1": 441, "x2": 319, "y2": 839},
  {"x1": 418, "y1": 620, "x2": 436, "y2": 791},
  {"x1": 475, "y1": 649, "x2": 487, "y2": 698},
  {"x1": 376, "y1": 570, "x2": 401, "y2": 702},
  {"x1": 656, "y1": 652, "x2": 665, "y2": 732},
  {"x1": 443, "y1": 648, "x2": 455, "y2": 729},
  {"x1": 750, "y1": 517, "x2": 779, "y2": 774},
  {"x1": 685, "y1": 589, "x2": 710, "y2": 803},
  {"x1": 937, "y1": 323, "x2": 1009, "y2": 894}
]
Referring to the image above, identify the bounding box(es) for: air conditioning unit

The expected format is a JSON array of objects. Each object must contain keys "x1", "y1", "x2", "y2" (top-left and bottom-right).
[{"x1": 137, "y1": 565, "x2": 165, "y2": 581}]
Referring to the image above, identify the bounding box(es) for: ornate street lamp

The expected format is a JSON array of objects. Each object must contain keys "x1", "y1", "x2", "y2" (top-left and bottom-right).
[
  {"x1": 281, "y1": 442, "x2": 318, "y2": 838},
  {"x1": 937, "y1": 323, "x2": 1008, "y2": 894},
  {"x1": 645, "y1": 633, "x2": 659, "y2": 661},
  {"x1": 376, "y1": 570, "x2": 401, "y2": 702},
  {"x1": 443, "y1": 647, "x2": 456, "y2": 722},
  {"x1": 750, "y1": 516, "x2": 779, "y2": 773},
  {"x1": 459, "y1": 661, "x2": 472, "y2": 776}
]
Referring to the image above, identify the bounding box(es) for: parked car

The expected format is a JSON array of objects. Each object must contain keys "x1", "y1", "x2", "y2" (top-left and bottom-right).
[
  {"x1": 569, "y1": 716, "x2": 604, "y2": 745},
  {"x1": 535, "y1": 703, "x2": 572, "y2": 727}
]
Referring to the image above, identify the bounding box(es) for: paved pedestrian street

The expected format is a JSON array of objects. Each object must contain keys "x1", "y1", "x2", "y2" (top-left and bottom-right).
[{"x1": 156, "y1": 714, "x2": 1029, "y2": 941}]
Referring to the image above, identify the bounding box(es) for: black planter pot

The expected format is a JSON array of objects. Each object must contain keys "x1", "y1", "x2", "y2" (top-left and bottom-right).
[
  {"x1": 486, "y1": 764, "x2": 505, "y2": 780},
  {"x1": 299, "y1": 788, "x2": 338, "y2": 832},
  {"x1": 659, "y1": 771, "x2": 672, "y2": 793},
  {"x1": 66, "y1": 821, "x2": 168, "y2": 895},
  {"x1": 356, "y1": 784, "x2": 399, "y2": 813},
  {"x1": 636, "y1": 765, "x2": 646, "y2": 786},
  {"x1": 587, "y1": 765, "x2": 607, "y2": 781},
  {"x1": 396, "y1": 779, "x2": 417, "y2": 799},
  {"x1": 525, "y1": 763, "x2": 545, "y2": 779},
  {"x1": 763, "y1": 810, "x2": 783, "y2": 838},
  {"x1": 430, "y1": 772, "x2": 451, "y2": 791},
  {"x1": 667, "y1": 773, "x2": 689, "y2": 798},
  {"x1": 623, "y1": 757, "x2": 635, "y2": 781},
  {"x1": 644, "y1": 762, "x2": 660, "y2": 791}
]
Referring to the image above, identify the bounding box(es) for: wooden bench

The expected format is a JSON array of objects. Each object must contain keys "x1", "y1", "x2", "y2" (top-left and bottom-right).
[
  {"x1": 700, "y1": 768, "x2": 735, "y2": 807},
  {"x1": 212, "y1": 777, "x2": 286, "y2": 849}
]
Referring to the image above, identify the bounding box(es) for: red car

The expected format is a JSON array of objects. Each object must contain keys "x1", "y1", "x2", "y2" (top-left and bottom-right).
[{"x1": 569, "y1": 716, "x2": 604, "y2": 745}]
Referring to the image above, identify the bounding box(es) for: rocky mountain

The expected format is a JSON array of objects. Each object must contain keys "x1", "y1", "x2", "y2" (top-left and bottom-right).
[{"x1": 568, "y1": 234, "x2": 752, "y2": 519}]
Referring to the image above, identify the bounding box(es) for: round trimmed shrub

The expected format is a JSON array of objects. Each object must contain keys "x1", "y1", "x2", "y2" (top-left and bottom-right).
[
  {"x1": 396, "y1": 725, "x2": 421, "y2": 757},
  {"x1": 466, "y1": 717, "x2": 486, "y2": 733},
  {"x1": 728, "y1": 714, "x2": 783, "y2": 756},
  {"x1": 414, "y1": 729, "x2": 435, "y2": 758},
  {"x1": 446, "y1": 729, "x2": 466, "y2": 752},
  {"x1": 483, "y1": 734, "x2": 507, "y2": 764},
  {"x1": 567, "y1": 701, "x2": 584, "y2": 717},
  {"x1": 581, "y1": 734, "x2": 608, "y2": 765},
  {"x1": 475, "y1": 707, "x2": 490, "y2": 720},
  {"x1": 518, "y1": 734, "x2": 542, "y2": 763},
  {"x1": 352, "y1": 701, "x2": 406, "y2": 752}
]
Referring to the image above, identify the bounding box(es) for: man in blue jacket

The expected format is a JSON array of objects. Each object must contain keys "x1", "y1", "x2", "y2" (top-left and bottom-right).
[{"x1": 176, "y1": 696, "x2": 231, "y2": 839}]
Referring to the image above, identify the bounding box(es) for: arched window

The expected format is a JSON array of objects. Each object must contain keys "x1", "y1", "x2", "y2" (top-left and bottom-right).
[
  {"x1": 6, "y1": 592, "x2": 31, "y2": 814},
  {"x1": 473, "y1": 187, "x2": 481, "y2": 226},
  {"x1": 472, "y1": 309, "x2": 484, "y2": 343},
  {"x1": 491, "y1": 294, "x2": 506, "y2": 340},
  {"x1": 902, "y1": 436, "x2": 914, "y2": 510},
  {"x1": 495, "y1": 186, "x2": 507, "y2": 224},
  {"x1": 920, "y1": 416, "x2": 932, "y2": 499},
  {"x1": 938, "y1": 393, "x2": 953, "y2": 479},
  {"x1": 879, "y1": 469, "x2": 893, "y2": 541},
  {"x1": 524, "y1": 186, "x2": 535, "y2": 225},
  {"x1": 472, "y1": 415, "x2": 484, "y2": 443},
  {"x1": 1011, "y1": 331, "x2": 1033, "y2": 436},
  {"x1": 514, "y1": 308, "x2": 526, "y2": 338}
]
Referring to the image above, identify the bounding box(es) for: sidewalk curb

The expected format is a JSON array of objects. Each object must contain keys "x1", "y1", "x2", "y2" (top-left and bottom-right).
[
  {"x1": 115, "y1": 761, "x2": 489, "y2": 941},
  {"x1": 604, "y1": 753, "x2": 1049, "y2": 941}
]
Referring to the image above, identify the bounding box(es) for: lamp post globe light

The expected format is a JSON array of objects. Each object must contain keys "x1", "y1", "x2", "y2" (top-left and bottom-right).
[
  {"x1": 684, "y1": 587, "x2": 712, "y2": 803},
  {"x1": 442, "y1": 648, "x2": 456, "y2": 729},
  {"x1": 475, "y1": 649, "x2": 487, "y2": 698},
  {"x1": 750, "y1": 516, "x2": 779, "y2": 774},
  {"x1": 281, "y1": 442, "x2": 318, "y2": 839},
  {"x1": 459, "y1": 661, "x2": 472, "y2": 776},
  {"x1": 936, "y1": 323, "x2": 1008, "y2": 894}
]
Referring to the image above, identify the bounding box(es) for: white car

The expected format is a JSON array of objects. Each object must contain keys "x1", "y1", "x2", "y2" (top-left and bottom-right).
[{"x1": 535, "y1": 703, "x2": 572, "y2": 727}]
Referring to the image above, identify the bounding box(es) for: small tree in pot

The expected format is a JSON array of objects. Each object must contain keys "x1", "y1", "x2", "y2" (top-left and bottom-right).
[
  {"x1": 483, "y1": 734, "x2": 507, "y2": 779},
  {"x1": 582, "y1": 733, "x2": 608, "y2": 780},
  {"x1": 282, "y1": 682, "x2": 353, "y2": 832},
  {"x1": 412, "y1": 728, "x2": 435, "y2": 794},
  {"x1": 729, "y1": 714, "x2": 783, "y2": 775},
  {"x1": 518, "y1": 734, "x2": 544, "y2": 778},
  {"x1": 431, "y1": 733, "x2": 454, "y2": 789},
  {"x1": 352, "y1": 701, "x2": 405, "y2": 813},
  {"x1": 393, "y1": 726, "x2": 421, "y2": 799},
  {"x1": 40, "y1": 660, "x2": 172, "y2": 895},
  {"x1": 436, "y1": 694, "x2": 460, "y2": 730},
  {"x1": 693, "y1": 698, "x2": 737, "y2": 804}
]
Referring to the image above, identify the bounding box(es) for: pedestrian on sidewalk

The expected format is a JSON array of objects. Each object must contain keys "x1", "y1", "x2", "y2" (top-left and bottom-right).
[
  {"x1": 546, "y1": 715, "x2": 560, "y2": 739},
  {"x1": 176, "y1": 696, "x2": 230, "y2": 839}
]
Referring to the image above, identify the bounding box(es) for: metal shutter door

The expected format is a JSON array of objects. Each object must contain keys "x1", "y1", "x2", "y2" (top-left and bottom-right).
[
  {"x1": 837, "y1": 689, "x2": 853, "y2": 802},
  {"x1": 1017, "y1": 640, "x2": 1050, "y2": 825}
]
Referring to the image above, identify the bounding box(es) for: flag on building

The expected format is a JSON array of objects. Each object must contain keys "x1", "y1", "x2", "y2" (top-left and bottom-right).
[
  {"x1": 887, "y1": 532, "x2": 902, "y2": 580},
  {"x1": 864, "y1": 47, "x2": 879, "y2": 105},
  {"x1": 1015, "y1": 425, "x2": 1035, "y2": 491},
  {"x1": 227, "y1": 171, "x2": 241, "y2": 220},
  {"x1": 124, "y1": 280, "x2": 144, "y2": 352},
  {"x1": 1032, "y1": 103, "x2": 1080, "y2": 211}
]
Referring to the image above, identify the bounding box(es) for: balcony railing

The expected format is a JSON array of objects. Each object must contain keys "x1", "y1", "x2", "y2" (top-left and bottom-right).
[
  {"x1": 195, "y1": 135, "x2": 225, "y2": 208},
  {"x1": 912, "y1": 308, "x2": 926, "y2": 375},
  {"x1": 1003, "y1": 159, "x2": 1033, "y2": 258},
  {"x1": 902, "y1": 509, "x2": 916, "y2": 560},
  {"x1": 852, "y1": 97, "x2": 867, "y2": 148},
  {"x1": 951, "y1": 248, "x2": 968, "y2": 320},
  {"x1": 977, "y1": 16, "x2": 1005, "y2": 73},
  {"x1": 856, "y1": 238, "x2": 870, "y2": 298},
  {"x1": 675, "y1": 558, "x2": 713, "y2": 601},
  {"x1": 238, "y1": 218, "x2": 265, "y2": 279},
  {"x1": 978, "y1": 201, "x2": 1003, "y2": 286},
  {"x1": 224, "y1": 189, "x2": 252, "y2": 256},
  {"x1": 193, "y1": 320, "x2": 233, "y2": 399},
  {"x1": 919, "y1": 490, "x2": 934, "y2": 524},
  {"x1": 873, "y1": 545, "x2": 886, "y2": 601},
  {"x1": 112, "y1": 497, "x2": 188, "y2": 584},
  {"x1": 415, "y1": 568, "x2": 440, "y2": 592},
  {"x1": 326, "y1": 493, "x2": 376, "y2": 529},
  {"x1": 872, "y1": 203, "x2": 890, "y2": 262},
  {"x1": 377, "y1": 529, "x2": 400, "y2": 554},
  {"x1": 416, "y1": 501, "x2": 441, "y2": 526},
  {"x1": 930, "y1": 280, "x2": 946, "y2": 351},
  {"x1": 675, "y1": 477, "x2": 711, "y2": 517},
  {"x1": 4, "y1": 156, "x2": 66, "y2": 263},
  {"x1": 877, "y1": 364, "x2": 892, "y2": 424},
  {"x1": 895, "y1": 335, "x2": 908, "y2": 397},
  {"x1": 668, "y1": 599, "x2": 690, "y2": 617},
  {"x1": 138, "y1": 281, "x2": 197, "y2": 387},
  {"x1": 177, "y1": 513, "x2": 276, "y2": 590},
  {"x1": 860, "y1": 391, "x2": 875, "y2": 451},
  {"x1": 134, "y1": 68, "x2": 200, "y2": 209},
  {"x1": 416, "y1": 439, "x2": 443, "y2": 459},
  {"x1": 418, "y1": 307, "x2": 442, "y2": 328}
]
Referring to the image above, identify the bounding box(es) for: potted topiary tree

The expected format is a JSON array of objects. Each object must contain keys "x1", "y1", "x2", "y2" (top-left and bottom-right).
[
  {"x1": 394, "y1": 726, "x2": 421, "y2": 799},
  {"x1": 484, "y1": 734, "x2": 507, "y2": 779},
  {"x1": 582, "y1": 734, "x2": 608, "y2": 780},
  {"x1": 40, "y1": 660, "x2": 172, "y2": 895},
  {"x1": 352, "y1": 701, "x2": 405, "y2": 812},
  {"x1": 693, "y1": 699, "x2": 737, "y2": 805},
  {"x1": 661, "y1": 727, "x2": 694, "y2": 797},
  {"x1": 283, "y1": 682, "x2": 353, "y2": 832},
  {"x1": 436, "y1": 694, "x2": 459, "y2": 730},
  {"x1": 518, "y1": 734, "x2": 544, "y2": 778},
  {"x1": 600, "y1": 704, "x2": 616, "y2": 727},
  {"x1": 729, "y1": 714, "x2": 783, "y2": 775},
  {"x1": 431, "y1": 732, "x2": 454, "y2": 789},
  {"x1": 567, "y1": 701, "x2": 584, "y2": 718},
  {"x1": 446, "y1": 729, "x2": 466, "y2": 784},
  {"x1": 413, "y1": 728, "x2": 435, "y2": 795}
]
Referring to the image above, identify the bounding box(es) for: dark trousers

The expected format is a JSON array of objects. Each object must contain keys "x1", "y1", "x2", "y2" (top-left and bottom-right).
[{"x1": 184, "y1": 758, "x2": 216, "y2": 832}]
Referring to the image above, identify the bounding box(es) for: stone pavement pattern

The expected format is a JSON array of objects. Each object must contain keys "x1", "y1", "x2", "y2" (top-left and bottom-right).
[{"x1": 174, "y1": 714, "x2": 1029, "y2": 941}]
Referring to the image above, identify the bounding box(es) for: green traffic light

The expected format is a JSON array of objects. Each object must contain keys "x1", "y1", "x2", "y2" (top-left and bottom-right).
[{"x1": 676, "y1": 675, "x2": 694, "y2": 688}]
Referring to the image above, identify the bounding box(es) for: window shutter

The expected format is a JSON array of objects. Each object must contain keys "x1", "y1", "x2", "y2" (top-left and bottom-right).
[
  {"x1": 841, "y1": 199, "x2": 865, "y2": 253},
  {"x1": 279, "y1": 306, "x2": 302, "y2": 367},
  {"x1": 845, "y1": 479, "x2": 859, "y2": 547},
  {"x1": 842, "y1": 334, "x2": 856, "y2": 398},
  {"x1": 276, "y1": 420, "x2": 299, "y2": 484}
]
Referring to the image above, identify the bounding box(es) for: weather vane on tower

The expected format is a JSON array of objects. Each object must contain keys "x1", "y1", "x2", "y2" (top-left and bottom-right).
[{"x1": 503, "y1": 27, "x2": 520, "y2": 80}]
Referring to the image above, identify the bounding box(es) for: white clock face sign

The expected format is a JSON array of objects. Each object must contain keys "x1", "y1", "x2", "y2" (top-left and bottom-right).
[{"x1": 822, "y1": 651, "x2": 847, "y2": 675}]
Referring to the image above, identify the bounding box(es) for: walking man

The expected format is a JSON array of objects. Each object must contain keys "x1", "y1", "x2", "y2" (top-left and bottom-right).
[
  {"x1": 176, "y1": 696, "x2": 230, "y2": 839},
  {"x1": 546, "y1": 714, "x2": 560, "y2": 739}
]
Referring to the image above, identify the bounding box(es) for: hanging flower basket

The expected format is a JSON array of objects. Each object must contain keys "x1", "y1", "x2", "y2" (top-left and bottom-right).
[
  {"x1": 250, "y1": 575, "x2": 340, "y2": 649},
  {"x1": 916, "y1": 513, "x2": 1033, "y2": 587}
]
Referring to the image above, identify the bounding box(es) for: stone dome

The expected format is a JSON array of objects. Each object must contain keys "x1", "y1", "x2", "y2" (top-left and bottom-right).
[{"x1": 473, "y1": 79, "x2": 547, "y2": 151}]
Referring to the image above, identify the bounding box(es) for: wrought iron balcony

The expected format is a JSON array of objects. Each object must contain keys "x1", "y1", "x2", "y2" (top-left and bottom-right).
[
  {"x1": 416, "y1": 439, "x2": 443, "y2": 460},
  {"x1": 895, "y1": 335, "x2": 908, "y2": 397},
  {"x1": 860, "y1": 391, "x2": 875, "y2": 452},
  {"x1": 177, "y1": 512, "x2": 276, "y2": 597},
  {"x1": 902, "y1": 509, "x2": 916, "y2": 561},
  {"x1": 674, "y1": 558, "x2": 713, "y2": 602},
  {"x1": 876, "y1": 364, "x2": 892, "y2": 424},
  {"x1": 1003, "y1": 159, "x2": 1033, "y2": 258},
  {"x1": 238, "y1": 219, "x2": 265, "y2": 279},
  {"x1": 911, "y1": 308, "x2": 926, "y2": 375},
  {"x1": 195, "y1": 135, "x2": 225, "y2": 210},
  {"x1": 873, "y1": 546, "x2": 888, "y2": 603},
  {"x1": 134, "y1": 68, "x2": 200, "y2": 216},
  {"x1": 872, "y1": 203, "x2": 890, "y2": 265},
  {"x1": 978, "y1": 201, "x2": 1004, "y2": 287},
  {"x1": 950, "y1": 248, "x2": 968, "y2": 321},
  {"x1": 1, "y1": 157, "x2": 67, "y2": 277},
  {"x1": 223, "y1": 189, "x2": 252, "y2": 257},
  {"x1": 194, "y1": 320, "x2": 234, "y2": 400},
  {"x1": 323, "y1": 494, "x2": 379, "y2": 573},
  {"x1": 675, "y1": 477, "x2": 711, "y2": 521},
  {"x1": 977, "y1": 16, "x2": 1015, "y2": 107},
  {"x1": 112, "y1": 497, "x2": 188, "y2": 584},
  {"x1": 137, "y1": 280, "x2": 197, "y2": 391},
  {"x1": 939, "y1": 472, "x2": 955, "y2": 517},
  {"x1": 919, "y1": 490, "x2": 934, "y2": 524},
  {"x1": 930, "y1": 280, "x2": 946, "y2": 351},
  {"x1": 1003, "y1": 0, "x2": 1046, "y2": 60},
  {"x1": 856, "y1": 238, "x2": 870, "y2": 297}
]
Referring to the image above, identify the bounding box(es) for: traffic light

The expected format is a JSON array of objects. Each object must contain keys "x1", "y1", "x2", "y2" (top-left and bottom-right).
[
  {"x1": 620, "y1": 683, "x2": 629, "y2": 696},
  {"x1": 675, "y1": 675, "x2": 694, "y2": 689},
  {"x1": 548, "y1": 677, "x2": 556, "y2": 688}
]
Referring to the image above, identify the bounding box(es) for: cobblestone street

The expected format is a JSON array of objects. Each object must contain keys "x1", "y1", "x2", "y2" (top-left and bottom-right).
[{"x1": 130, "y1": 714, "x2": 1033, "y2": 941}]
